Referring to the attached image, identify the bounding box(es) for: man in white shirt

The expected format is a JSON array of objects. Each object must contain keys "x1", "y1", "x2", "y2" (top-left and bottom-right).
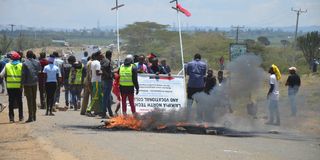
[
  {"x1": 86, "y1": 51, "x2": 103, "y2": 116},
  {"x1": 266, "y1": 65, "x2": 280, "y2": 126}
]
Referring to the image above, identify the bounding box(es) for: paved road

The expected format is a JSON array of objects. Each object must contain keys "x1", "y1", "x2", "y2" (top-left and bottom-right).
[
  {"x1": 25, "y1": 108, "x2": 319, "y2": 160},
  {"x1": 1, "y1": 92, "x2": 320, "y2": 160}
]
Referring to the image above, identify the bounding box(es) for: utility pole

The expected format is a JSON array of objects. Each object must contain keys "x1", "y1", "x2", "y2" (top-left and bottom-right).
[
  {"x1": 111, "y1": 0, "x2": 125, "y2": 67},
  {"x1": 231, "y1": 25, "x2": 244, "y2": 43},
  {"x1": 291, "y1": 8, "x2": 307, "y2": 41},
  {"x1": 8, "y1": 24, "x2": 16, "y2": 34}
]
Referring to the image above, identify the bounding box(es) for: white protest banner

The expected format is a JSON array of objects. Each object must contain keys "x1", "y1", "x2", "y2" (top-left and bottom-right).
[{"x1": 128, "y1": 74, "x2": 186, "y2": 114}]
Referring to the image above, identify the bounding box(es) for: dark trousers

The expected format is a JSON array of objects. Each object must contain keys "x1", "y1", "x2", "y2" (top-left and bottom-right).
[
  {"x1": 64, "y1": 84, "x2": 70, "y2": 106},
  {"x1": 24, "y1": 85, "x2": 38, "y2": 120},
  {"x1": 7, "y1": 88, "x2": 23, "y2": 121},
  {"x1": 46, "y1": 82, "x2": 57, "y2": 113},
  {"x1": 38, "y1": 81, "x2": 47, "y2": 109}
]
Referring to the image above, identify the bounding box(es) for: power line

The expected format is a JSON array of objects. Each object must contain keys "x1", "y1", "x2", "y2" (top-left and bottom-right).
[
  {"x1": 291, "y1": 8, "x2": 307, "y2": 41},
  {"x1": 231, "y1": 25, "x2": 245, "y2": 43}
]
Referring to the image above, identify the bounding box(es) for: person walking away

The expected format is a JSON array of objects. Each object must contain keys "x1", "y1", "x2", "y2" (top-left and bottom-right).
[
  {"x1": 43, "y1": 56, "x2": 62, "y2": 116},
  {"x1": 81, "y1": 56, "x2": 92, "y2": 115},
  {"x1": 186, "y1": 53, "x2": 207, "y2": 121},
  {"x1": 285, "y1": 67, "x2": 301, "y2": 116},
  {"x1": 0, "y1": 51, "x2": 24, "y2": 122},
  {"x1": 119, "y1": 57, "x2": 139, "y2": 116},
  {"x1": 53, "y1": 51, "x2": 64, "y2": 108},
  {"x1": 86, "y1": 51, "x2": 103, "y2": 116},
  {"x1": 38, "y1": 52, "x2": 48, "y2": 109},
  {"x1": 0, "y1": 54, "x2": 10, "y2": 93},
  {"x1": 266, "y1": 64, "x2": 281, "y2": 125},
  {"x1": 21, "y1": 51, "x2": 41, "y2": 123},
  {"x1": 112, "y1": 68, "x2": 121, "y2": 115},
  {"x1": 68, "y1": 55, "x2": 85, "y2": 111},
  {"x1": 100, "y1": 51, "x2": 114, "y2": 118},
  {"x1": 62, "y1": 57, "x2": 72, "y2": 108}
]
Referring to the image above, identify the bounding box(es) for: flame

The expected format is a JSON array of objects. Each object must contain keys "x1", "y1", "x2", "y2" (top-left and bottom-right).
[{"x1": 105, "y1": 115, "x2": 142, "y2": 130}]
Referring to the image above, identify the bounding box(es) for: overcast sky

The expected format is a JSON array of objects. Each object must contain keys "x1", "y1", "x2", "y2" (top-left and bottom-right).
[{"x1": 0, "y1": 0, "x2": 319, "y2": 29}]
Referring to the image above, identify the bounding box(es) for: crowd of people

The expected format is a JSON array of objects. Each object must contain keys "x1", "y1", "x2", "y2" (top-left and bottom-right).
[
  {"x1": 0, "y1": 50, "x2": 301, "y2": 126},
  {"x1": 0, "y1": 49, "x2": 173, "y2": 123}
]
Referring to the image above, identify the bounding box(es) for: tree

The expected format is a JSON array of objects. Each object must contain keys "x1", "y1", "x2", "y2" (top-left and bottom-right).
[
  {"x1": 297, "y1": 31, "x2": 320, "y2": 67},
  {"x1": 257, "y1": 36, "x2": 270, "y2": 46},
  {"x1": 244, "y1": 39, "x2": 255, "y2": 46},
  {"x1": 0, "y1": 34, "x2": 13, "y2": 54},
  {"x1": 120, "y1": 21, "x2": 170, "y2": 54},
  {"x1": 280, "y1": 40, "x2": 290, "y2": 48}
]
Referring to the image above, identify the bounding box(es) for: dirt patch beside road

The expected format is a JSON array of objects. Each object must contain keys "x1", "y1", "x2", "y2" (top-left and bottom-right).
[{"x1": 0, "y1": 94, "x2": 77, "y2": 160}]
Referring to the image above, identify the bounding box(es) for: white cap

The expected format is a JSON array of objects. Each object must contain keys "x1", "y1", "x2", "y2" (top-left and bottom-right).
[{"x1": 289, "y1": 66, "x2": 297, "y2": 71}]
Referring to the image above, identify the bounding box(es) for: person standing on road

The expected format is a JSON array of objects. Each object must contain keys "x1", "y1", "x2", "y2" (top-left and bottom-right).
[
  {"x1": 86, "y1": 51, "x2": 103, "y2": 116},
  {"x1": 68, "y1": 55, "x2": 85, "y2": 111},
  {"x1": 21, "y1": 51, "x2": 41, "y2": 123},
  {"x1": 0, "y1": 54, "x2": 10, "y2": 94},
  {"x1": 81, "y1": 51, "x2": 89, "y2": 66},
  {"x1": 43, "y1": 55, "x2": 62, "y2": 116},
  {"x1": 186, "y1": 53, "x2": 207, "y2": 120},
  {"x1": 285, "y1": 67, "x2": 301, "y2": 116},
  {"x1": 61, "y1": 57, "x2": 72, "y2": 109},
  {"x1": 100, "y1": 51, "x2": 114, "y2": 118},
  {"x1": 0, "y1": 51, "x2": 24, "y2": 123},
  {"x1": 119, "y1": 56, "x2": 139, "y2": 116},
  {"x1": 38, "y1": 52, "x2": 49, "y2": 109},
  {"x1": 266, "y1": 64, "x2": 281, "y2": 126},
  {"x1": 53, "y1": 51, "x2": 64, "y2": 108},
  {"x1": 81, "y1": 56, "x2": 92, "y2": 115}
]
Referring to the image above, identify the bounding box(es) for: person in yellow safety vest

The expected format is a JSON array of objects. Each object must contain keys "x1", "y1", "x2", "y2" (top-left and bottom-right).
[
  {"x1": 0, "y1": 51, "x2": 24, "y2": 123},
  {"x1": 67, "y1": 55, "x2": 86, "y2": 111},
  {"x1": 118, "y1": 56, "x2": 139, "y2": 115}
]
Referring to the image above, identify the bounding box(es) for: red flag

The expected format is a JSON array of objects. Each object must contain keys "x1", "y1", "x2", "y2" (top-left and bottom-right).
[{"x1": 176, "y1": 3, "x2": 191, "y2": 17}]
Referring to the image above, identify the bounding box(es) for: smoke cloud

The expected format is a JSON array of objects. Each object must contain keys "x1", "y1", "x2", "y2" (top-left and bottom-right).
[{"x1": 137, "y1": 54, "x2": 266, "y2": 130}]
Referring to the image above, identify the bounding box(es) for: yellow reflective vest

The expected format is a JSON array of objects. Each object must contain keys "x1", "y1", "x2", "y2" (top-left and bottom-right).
[
  {"x1": 69, "y1": 64, "x2": 83, "y2": 85},
  {"x1": 5, "y1": 62, "x2": 22, "y2": 88},
  {"x1": 119, "y1": 64, "x2": 134, "y2": 86}
]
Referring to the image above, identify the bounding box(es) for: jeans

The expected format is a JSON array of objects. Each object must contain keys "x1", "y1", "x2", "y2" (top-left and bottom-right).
[
  {"x1": 70, "y1": 85, "x2": 82, "y2": 109},
  {"x1": 288, "y1": 86, "x2": 299, "y2": 116},
  {"x1": 7, "y1": 88, "x2": 23, "y2": 121},
  {"x1": 102, "y1": 80, "x2": 113, "y2": 116},
  {"x1": 268, "y1": 99, "x2": 280, "y2": 124},
  {"x1": 54, "y1": 84, "x2": 61, "y2": 104}
]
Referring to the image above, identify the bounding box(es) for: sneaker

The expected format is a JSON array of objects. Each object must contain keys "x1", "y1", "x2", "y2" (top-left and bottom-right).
[
  {"x1": 49, "y1": 113, "x2": 55, "y2": 116},
  {"x1": 86, "y1": 112, "x2": 95, "y2": 117},
  {"x1": 19, "y1": 118, "x2": 24, "y2": 122}
]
